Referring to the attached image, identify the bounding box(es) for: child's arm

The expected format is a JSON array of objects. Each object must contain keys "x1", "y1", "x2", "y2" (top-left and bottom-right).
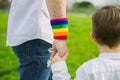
[
  {"x1": 51, "y1": 61, "x2": 71, "y2": 80},
  {"x1": 50, "y1": 54, "x2": 71, "y2": 80},
  {"x1": 49, "y1": 54, "x2": 90, "y2": 80}
]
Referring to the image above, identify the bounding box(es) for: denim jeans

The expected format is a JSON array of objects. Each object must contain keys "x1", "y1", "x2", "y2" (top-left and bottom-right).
[{"x1": 12, "y1": 39, "x2": 52, "y2": 80}]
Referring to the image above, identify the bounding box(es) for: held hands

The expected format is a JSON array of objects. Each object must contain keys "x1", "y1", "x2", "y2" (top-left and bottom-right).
[
  {"x1": 52, "y1": 53, "x2": 68, "y2": 63},
  {"x1": 51, "y1": 40, "x2": 68, "y2": 59},
  {"x1": 47, "y1": 40, "x2": 68, "y2": 67},
  {"x1": 47, "y1": 53, "x2": 68, "y2": 67}
]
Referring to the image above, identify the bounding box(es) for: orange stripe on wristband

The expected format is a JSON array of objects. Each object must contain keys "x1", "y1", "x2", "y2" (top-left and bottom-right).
[{"x1": 54, "y1": 32, "x2": 68, "y2": 36}]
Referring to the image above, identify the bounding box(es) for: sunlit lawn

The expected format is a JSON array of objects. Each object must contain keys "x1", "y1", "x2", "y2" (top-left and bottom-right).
[
  {"x1": 0, "y1": 11, "x2": 19, "y2": 80},
  {"x1": 0, "y1": 11, "x2": 99, "y2": 80}
]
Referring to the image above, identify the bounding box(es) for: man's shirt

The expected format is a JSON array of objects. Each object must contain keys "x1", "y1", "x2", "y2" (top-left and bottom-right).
[
  {"x1": 7, "y1": 0, "x2": 53, "y2": 46},
  {"x1": 51, "y1": 53, "x2": 120, "y2": 80}
]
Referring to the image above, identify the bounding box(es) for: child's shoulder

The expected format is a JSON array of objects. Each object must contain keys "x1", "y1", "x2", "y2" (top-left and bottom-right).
[
  {"x1": 76, "y1": 58, "x2": 106, "y2": 74},
  {"x1": 82, "y1": 58, "x2": 103, "y2": 67}
]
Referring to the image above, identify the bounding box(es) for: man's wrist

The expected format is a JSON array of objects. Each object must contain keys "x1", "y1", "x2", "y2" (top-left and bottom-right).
[
  {"x1": 54, "y1": 39, "x2": 66, "y2": 42},
  {"x1": 50, "y1": 18, "x2": 69, "y2": 40},
  {"x1": 53, "y1": 40, "x2": 67, "y2": 45}
]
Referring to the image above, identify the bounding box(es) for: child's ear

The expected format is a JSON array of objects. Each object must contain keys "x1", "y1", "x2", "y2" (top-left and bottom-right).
[{"x1": 90, "y1": 32, "x2": 97, "y2": 43}]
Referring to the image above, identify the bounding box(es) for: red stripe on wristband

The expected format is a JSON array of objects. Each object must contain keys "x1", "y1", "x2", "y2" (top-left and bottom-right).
[{"x1": 54, "y1": 35, "x2": 68, "y2": 40}]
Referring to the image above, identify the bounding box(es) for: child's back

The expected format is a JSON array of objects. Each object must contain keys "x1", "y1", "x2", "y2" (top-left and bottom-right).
[{"x1": 76, "y1": 53, "x2": 120, "y2": 80}]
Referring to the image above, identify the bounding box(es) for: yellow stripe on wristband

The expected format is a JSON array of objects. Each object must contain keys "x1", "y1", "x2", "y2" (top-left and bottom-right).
[{"x1": 53, "y1": 28, "x2": 68, "y2": 33}]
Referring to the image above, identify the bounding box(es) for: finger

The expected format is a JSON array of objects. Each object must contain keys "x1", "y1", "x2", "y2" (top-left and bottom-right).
[
  {"x1": 52, "y1": 53, "x2": 59, "y2": 60},
  {"x1": 51, "y1": 43, "x2": 57, "y2": 59},
  {"x1": 52, "y1": 43, "x2": 57, "y2": 54},
  {"x1": 63, "y1": 53, "x2": 68, "y2": 60},
  {"x1": 58, "y1": 48, "x2": 68, "y2": 57},
  {"x1": 58, "y1": 53, "x2": 65, "y2": 58},
  {"x1": 50, "y1": 51, "x2": 56, "y2": 60}
]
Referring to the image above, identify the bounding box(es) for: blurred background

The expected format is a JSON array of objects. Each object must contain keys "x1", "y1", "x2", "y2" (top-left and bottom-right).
[{"x1": 0, "y1": 0, "x2": 120, "y2": 80}]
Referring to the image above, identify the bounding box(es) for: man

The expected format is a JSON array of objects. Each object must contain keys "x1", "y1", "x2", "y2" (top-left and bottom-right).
[{"x1": 7, "y1": 0, "x2": 68, "y2": 80}]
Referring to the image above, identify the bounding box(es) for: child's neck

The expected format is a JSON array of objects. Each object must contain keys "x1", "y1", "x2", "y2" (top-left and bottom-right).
[{"x1": 98, "y1": 45, "x2": 120, "y2": 53}]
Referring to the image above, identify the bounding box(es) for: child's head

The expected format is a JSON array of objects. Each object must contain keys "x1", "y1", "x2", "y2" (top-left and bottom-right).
[{"x1": 92, "y1": 6, "x2": 120, "y2": 49}]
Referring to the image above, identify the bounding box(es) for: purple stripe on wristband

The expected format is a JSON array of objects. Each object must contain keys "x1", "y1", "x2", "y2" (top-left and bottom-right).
[{"x1": 50, "y1": 18, "x2": 68, "y2": 22}]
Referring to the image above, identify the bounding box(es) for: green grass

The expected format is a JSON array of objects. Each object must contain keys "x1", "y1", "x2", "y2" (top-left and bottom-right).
[
  {"x1": 0, "y1": 11, "x2": 99, "y2": 80},
  {"x1": 0, "y1": 11, "x2": 19, "y2": 80},
  {"x1": 69, "y1": 7, "x2": 97, "y2": 16},
  {"x1": 67, "y1": 14, "x2": 99, "y2": 78}
]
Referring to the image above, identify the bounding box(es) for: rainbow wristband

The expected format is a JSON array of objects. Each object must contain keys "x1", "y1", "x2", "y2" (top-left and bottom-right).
[{"x1": 50, "y1": 18, "x2": 69, "y2": 40}]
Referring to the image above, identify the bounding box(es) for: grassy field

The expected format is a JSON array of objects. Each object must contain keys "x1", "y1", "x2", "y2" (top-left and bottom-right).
[
  {"x1": 0, "y1": 11, "x2": 99, "y2": 80},
  {"x1": 0, "y1": 11, "x2": 19, "y2": 80}
]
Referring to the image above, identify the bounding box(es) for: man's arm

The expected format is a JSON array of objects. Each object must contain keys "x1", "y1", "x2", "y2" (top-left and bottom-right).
[
  {"x1": 46, "y1": 0, "x2": 67, "y2": 18},
  {"x1": 46, "y1": 0, "x2": 68, "y2": 57}
]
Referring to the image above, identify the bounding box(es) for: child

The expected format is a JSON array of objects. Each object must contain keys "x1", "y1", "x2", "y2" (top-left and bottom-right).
[{"x1": 49, "y1": 6, "x2": 120, "y2": 80}]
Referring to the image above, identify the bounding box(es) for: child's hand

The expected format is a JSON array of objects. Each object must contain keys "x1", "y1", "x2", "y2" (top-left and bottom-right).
[
  {"x1": 47, "y1": 53, "x2": 68, "y2": 67},
  {"x1": 51, "y1": 53, "x2": 68, "y2": 63}
]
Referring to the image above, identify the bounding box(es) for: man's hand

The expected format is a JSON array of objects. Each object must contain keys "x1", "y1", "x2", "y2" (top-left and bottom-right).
[{"x1": 51, "y1": 40, "x2": 68, "y2": 59}]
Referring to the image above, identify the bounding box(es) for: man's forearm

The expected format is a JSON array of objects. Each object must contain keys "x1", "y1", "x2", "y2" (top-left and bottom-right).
[
  {"x1": 46, "y1": 0, "x2": 68, "y2": 56},
  {"x1": 46, "y1": 0, "x2": 68, "y2": 40},
  {"x1": 46, "y1": 0, "x2": 67, "y2": 19}
]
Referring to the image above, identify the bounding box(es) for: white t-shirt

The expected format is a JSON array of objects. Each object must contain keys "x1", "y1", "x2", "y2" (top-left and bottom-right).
[
  {"x1": 7, "y1": 0, "x2": 53, "y2": 46},
  {"x1": 51, "y1": 53, "x2": 120, "y2": 80}
]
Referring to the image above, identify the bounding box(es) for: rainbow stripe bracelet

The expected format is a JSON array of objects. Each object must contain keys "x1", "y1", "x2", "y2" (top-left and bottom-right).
[{"x1": 50, "y1": 18, "x2": 69, "y2": 40}]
